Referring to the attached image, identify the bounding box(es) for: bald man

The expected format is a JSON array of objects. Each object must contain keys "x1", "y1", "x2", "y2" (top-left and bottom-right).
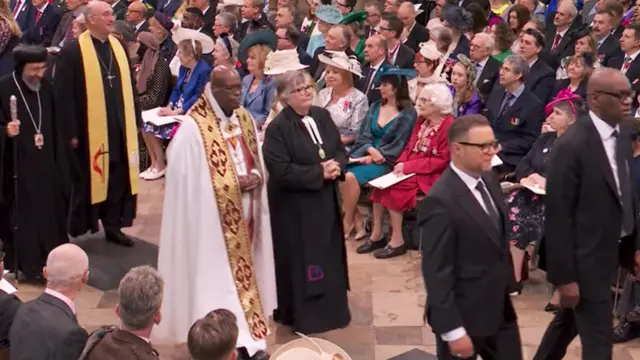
[
  {"x1": 397, "y1": 1, "x2": 429, "y2": 52},
  {"x1": 534, "y1": 68, "x2": 640, "y2": 360},
  {"x1": 126, "y1": 0, "x2": 148, "y2": 33},
  {"x1": 9, "y1": 244, "x2": 89, "y2": 360},
  {"x1": 156, "y1": 66, "x2": 276, "y2": 360}
]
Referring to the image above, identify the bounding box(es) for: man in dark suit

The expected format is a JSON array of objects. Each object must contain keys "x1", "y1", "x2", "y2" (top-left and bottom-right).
[
  {"x1": 190, "y1": 0, "x2": 215, "y2": 31},
  {"x1": 532, "y1": 68, "x2": 640, "y2": 360},
  {"x1": 277, "y1": 25, "x2": 313, "y2": 69},
  {"x1": 518, "y1": 28, "x2": 555, "y2": 105},
  {"x1": 419, "y1": 114, "x2": 522, "y2": 360},
  {"x1": 363, "y1": 0, "x2": 383, "y2": 36},
  {"x1": 310, "y1": 24, "x2": 356, "y2": 81},
  {"x1": 9, "y1": 0, "x2": 33, "y2": 32},
  {"x1": 379, "y1": 13, "x2": 415, "y2": 69},
  {"x1": 610, "y1": 24, "x2": 640, "y2": 109},
  {"x1": 82, "y1": 266, "x2": 162, "y2": 360},
  {"x1": 125, "y1": 0, "x2": 148, "y2": 34},
  {"x1": 357, "y1": 35, "x2": 389, "y2": 104},
  {"x1": 0, "y1": 261, "x2": 21, "y2": 355},
  {"x1": 484, "y1": 54, "x2": 544, "y2": 173},
  {"x1": 9, "y1": 244, "x2": 89, "y2": 360},
  {"x1": 22, "y1": 0, "x2": 61, "y2": 46},
  {"x1": 108, "y1": 0, "x2": 127, "y2": 21},
  {"x1": 593, "y1": 10, "x2": 624, "y2": 67},
  {"x1": 541, "y1": 0, "x2": 578, "y2": 70},
  {"x1": 398, "y1": 1, "x2": 429, "y2": 52},
  {"x1": 236, "y1": 0, "x2": 274, "y2": 42},
  {"x1": 275, "y1": 5, "x2": 309, "y2": 52},
  {"x1": 470, "y1": 32, "x2": 500, "y2": 100},
  {"x1": 51, "y1": 0, "x2": 84, "y2": 48},
  {"x1": 155, "y1": 0, "x2": 181, "y2": 18}
]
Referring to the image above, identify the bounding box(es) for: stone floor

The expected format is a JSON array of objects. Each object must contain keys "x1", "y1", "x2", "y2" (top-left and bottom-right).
[{"x1": 9, "y1": 180, "x2": 640, "y2": 359}]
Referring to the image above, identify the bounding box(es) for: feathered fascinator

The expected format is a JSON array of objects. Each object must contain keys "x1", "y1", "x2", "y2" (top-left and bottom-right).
[{"x1": 544, "y1": 91, "x2": 583, "y2": 116}]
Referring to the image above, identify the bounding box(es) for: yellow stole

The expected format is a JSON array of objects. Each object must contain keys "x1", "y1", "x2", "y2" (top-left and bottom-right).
[
  {"x1": 78, "y1": 31, "x2": 139, "y2": 205},
  {"x1": 189, "y1": 95, "x2": 268, "y2": 341}
]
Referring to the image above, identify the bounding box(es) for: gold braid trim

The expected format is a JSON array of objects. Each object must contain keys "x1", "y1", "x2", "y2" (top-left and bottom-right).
[{"x1": 189, "y1": 95, "x2": 268, "y2": 340}]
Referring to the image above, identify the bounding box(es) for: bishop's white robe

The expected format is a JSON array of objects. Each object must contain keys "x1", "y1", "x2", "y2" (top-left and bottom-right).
[{"x1": 154, "y1": 86, "x2": 277, "y2": 356}]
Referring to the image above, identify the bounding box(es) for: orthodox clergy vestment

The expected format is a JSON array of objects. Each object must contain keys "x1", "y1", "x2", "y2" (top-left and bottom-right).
[
  {"x1": 0, "y1": 74, "x2": 70, "y2": 279},
  {"x1": 155, "y1": 86, "x2": 276, "y2": 356},
  {"x1": 262, "y1": 106, "x2": 351, "y2": 334},
  {"x1": 54, "y1": 32, "x2": 141, "y2": 236}
]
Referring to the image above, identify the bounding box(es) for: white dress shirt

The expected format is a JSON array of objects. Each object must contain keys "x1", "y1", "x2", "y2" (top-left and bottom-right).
[
  {"x1": 439, "y1": 163, "x2": 498, "y2": 342},
  {"x1": 590, "y1": 111, "x2": 622, "y2": 198},
  {"x1": 621, "y1": 49, "x2": 640, "y2": 74},
  {"x1": 474, "y1": 57, "x2": 489, "y2": 86}
]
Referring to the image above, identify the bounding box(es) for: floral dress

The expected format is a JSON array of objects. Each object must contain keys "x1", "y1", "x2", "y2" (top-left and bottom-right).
[{"x1": 315, "y1": 87, "x2": 369, "y2": 147}]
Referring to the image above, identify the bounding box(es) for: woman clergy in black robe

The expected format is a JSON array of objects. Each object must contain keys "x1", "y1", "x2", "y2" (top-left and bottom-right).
[
  {"x1": 0, "y1": 45, "x2": 71, "y2": 282},
  {"x1": 263, "y1": 69, "x2": 351, "y2": 334}
]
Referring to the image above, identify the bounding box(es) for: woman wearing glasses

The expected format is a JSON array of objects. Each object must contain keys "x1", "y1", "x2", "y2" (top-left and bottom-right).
[
  {"x1": 506, "y1": 94, "x2": 582, "y2": 302},
  {"x1": 262, "y1": 70, "x2": 351, "y2": 334},
  {"x1": 363, "y1": 83, "x2": 454, "y2": 259},
  {"x1": 212, "y1": 34, "x2": 242, "y2": 77}
]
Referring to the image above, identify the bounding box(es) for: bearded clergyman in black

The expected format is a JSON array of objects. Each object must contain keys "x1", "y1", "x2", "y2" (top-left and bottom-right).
[{"x1": 0, "y1": 45, "x2": 71, "y2": 282}]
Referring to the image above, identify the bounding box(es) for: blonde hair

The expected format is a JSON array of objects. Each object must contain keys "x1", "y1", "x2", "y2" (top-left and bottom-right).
[
  {"x1": 0, "y1": 0, "x2": 22, "y2": 37},
  {"x1": 179, "y1": 39, "x2": 203, "y2": 61},
  {"x1": 248, "y1": 44, "x2": 272, "y2": 72},
  {"x1": 327, "y1": 66, "x2": 354, "y2": 88}
]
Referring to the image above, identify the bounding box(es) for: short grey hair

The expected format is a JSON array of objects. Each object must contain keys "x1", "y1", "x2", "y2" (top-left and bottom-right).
[
  {"x1": 118, "y1": 266, "x2": 164, "y2": 330},
  {"x1": 473, "y1": 32, "x2": 494, "y2": 52},
  {"x1": 216, "y1": 36, "x2": 239, "y2": 62},
  {"x1": 558, "y1": 0, "x2": 578, "y2": 19},
  {"x1": 420, "y1": 83, "x2": 453, "y2": 115},
  {"x1": 216, "y1": 11, "x2": 237, "y2": 32},
  {"x1": 503, "y1": 54, "x2": 530, "y2": 79},
  {"x1": 276, "y1": 70, "x2": 312, "y2": 103},
  {"x1": 45, "y1": 244, "x2": 89, "y2": 290},
  {"x1": 431, "y1": 26, "x2": 453, "y2": 51},
  {"x1": 331, "y1": 24, "x2": 352, "y2": 49}
]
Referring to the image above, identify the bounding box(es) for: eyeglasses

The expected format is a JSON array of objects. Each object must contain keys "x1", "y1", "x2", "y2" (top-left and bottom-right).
[
  {"x1": 291, "y1": 84, "x2": 315, "y2": 94},
  {"x1": 378, "y1": 26, "x2": 392, "y2": 31},
  {"x1": 336, "y1": 1, "x2": 348, "y2": 6},
  {"x1": 595, "y1": 90, "x2": 635, "y2": 101},
  {"x1": 457, "y1": 140, "x2": 501, "y2": 154}
]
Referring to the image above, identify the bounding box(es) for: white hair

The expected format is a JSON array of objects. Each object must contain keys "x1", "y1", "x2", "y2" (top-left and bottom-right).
[
  {"x1": 420, "y1": 83, "x2": 453, "y2": 115},
  {"x1": 45, "y1": 244, "x2": 89, "y2": 291},
  {"x1": 558, "y1": 0, "x2": 578, "y2": 19},
  {"x1": 473, "y1": 32, "x2": 495, "y2": 52}
]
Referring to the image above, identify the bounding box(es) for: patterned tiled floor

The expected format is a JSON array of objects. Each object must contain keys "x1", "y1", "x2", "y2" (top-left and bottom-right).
[{"x1": 9, "y1": 180, "x2": 640, "y2": 359}]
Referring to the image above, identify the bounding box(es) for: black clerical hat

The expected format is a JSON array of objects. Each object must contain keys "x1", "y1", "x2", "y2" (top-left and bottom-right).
[{"x1": 13, "y1": 44, "x2": 47, "y2": 67}]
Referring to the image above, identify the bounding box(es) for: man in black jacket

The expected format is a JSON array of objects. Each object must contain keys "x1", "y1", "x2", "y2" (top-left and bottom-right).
[
  {"x1": 10, "y1": 244, "x2": 89, "y2": 360},
  {"x1": 470, "y1": 32, "x2": 500, "y2": 99},
  {"x1": 533, "y1": 68, "x2": 640, "y2": 360},
  {"x1": 0, "y1": 260, "x2": 21, "y2": 353},
  {"x1": 420, "y1": 114, "x2": 522, "y2": 360}
]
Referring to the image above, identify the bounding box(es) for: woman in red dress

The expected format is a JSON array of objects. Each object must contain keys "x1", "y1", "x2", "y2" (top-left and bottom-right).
[{"x1": 357, "y1": 83, "x2": 455, "y2": 259}]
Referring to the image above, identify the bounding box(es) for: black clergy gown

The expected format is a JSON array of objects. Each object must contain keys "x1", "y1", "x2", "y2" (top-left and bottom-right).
[
  {"x1": 262, "y1": 106, "x2": 351, "y2": 334},
  {"x1": 0, "y1": 75, "x2": 71, "y2": 279},
  {"x1": 54, "y1": 36, "x2": 142, "y2": 236}
]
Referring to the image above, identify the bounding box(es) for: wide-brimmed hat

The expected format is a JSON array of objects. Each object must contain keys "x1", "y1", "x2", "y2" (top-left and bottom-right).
[
  {"x1": 270, "y1": 333, "x2": 352, "y2": 360},
  {"x1": 316, "y1": 4, "x2": 343, "y2": 25},
  {"x1": 339, "y1": 10, "x2": 366, "y2": 25},
  {"x1": 264, "y1": 49, "x2": 309, "y2": 75},
  {"x1": 318, "y1": 51, "x2": 362, "y2": 77},
  {"x1": 238, "y1": 29, "x2": 277, "y2": 65},
  {"x1": 172, "y1": 27, "x2": 214, "y2": 54},
  {"x1": 374, "y1": 66, "x2": 418, "y2": 86},
  {"x1": 418, "y1": 41, "x2": 443, "y2": 61},
  {"x1": 442, "y1": 4, "x2": 473, "y2": 31}
]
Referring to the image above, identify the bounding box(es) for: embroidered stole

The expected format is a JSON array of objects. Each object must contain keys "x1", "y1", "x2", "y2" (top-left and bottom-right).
[
  {"x1": 78, "y1": 31, "x2": 139, "y2": 204},
  {"x1": 189, "y1": 95, "x2": 268, "y2": 341}
]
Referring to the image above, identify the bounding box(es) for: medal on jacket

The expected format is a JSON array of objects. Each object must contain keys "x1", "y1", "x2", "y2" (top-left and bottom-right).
[{"x1": 302, "y1": 116, "x2": 325, "y2": 161}]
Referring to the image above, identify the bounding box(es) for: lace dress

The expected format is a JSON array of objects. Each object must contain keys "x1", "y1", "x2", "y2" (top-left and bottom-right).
[{"x1": 315, "y1": 87, "x2": 368, "y2": 141}]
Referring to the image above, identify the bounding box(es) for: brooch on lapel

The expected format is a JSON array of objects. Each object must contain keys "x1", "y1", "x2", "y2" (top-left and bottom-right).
[
  {"x1": 543, "y1": 148, "x2": 549, "y2": 153},
  {"x1": 510, "y1": 117, "x2": 521, "y2": 125},
  {"x1": 432, "y1": 149, "x2": 438, "y2": 155}
]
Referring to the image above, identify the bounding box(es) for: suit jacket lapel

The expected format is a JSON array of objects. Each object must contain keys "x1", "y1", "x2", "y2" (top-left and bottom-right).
[
  {"x1": 583, "y1": 116, "x2": 620, "y2": 201},
  {"x1": 500, "y1": 92, "x2": 526, "y2": 122},
  {"x1": 482, "y1": 172, "x2": 508, "y2": 240},
  {"x1": 448, "y1": 169, "x2": 502, "y2": 248},
  {"x1": 39, "y1": 293, "x2": 76, "y2": 322}
]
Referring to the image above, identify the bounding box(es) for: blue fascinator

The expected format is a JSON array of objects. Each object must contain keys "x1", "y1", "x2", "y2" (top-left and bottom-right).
[{"x1": 373, "y1": 66, "x2": 418, "y2": 86}]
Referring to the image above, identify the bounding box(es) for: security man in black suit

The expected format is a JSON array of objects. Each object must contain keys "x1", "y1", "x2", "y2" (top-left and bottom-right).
[
  {"x1": 420, "y1": 114, "x2": 522, "y2": 360},
  {"x1": 484, "y1": 54, "x2": 544, "y2": 173},
  {"x1": 533, "y1": 68, "x2": 640, "y2": 360}
]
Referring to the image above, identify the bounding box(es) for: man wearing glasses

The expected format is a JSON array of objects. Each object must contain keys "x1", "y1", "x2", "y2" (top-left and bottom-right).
[
  {"x1": 364, "y1": 1, "x2": 382, "y2": 37},
  {"x1": 420, "y1": 114, "x2": 522, "y2": 360},
  {"x1": 533, "y1": 68, "x2": 640, "y2": 360},
  {"x1": 484, "y1": 54, "x2": 544, "y2": 174}
]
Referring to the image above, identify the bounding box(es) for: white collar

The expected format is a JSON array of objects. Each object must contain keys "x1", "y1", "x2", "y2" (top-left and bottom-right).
[
  {"x1": 406, "y1": 21, "x2": 416, "y2": 35},
  {"x1": 626, "y1": 49, "x2": 640, "y2": 61},
  {"x1": 528, "y1": 57, "x2": 538, "y2": 67},
  {"x1": 555, "y1": 27, "x2": 569, "y2": 38},
  {"x1": 135, "y1": 19, "x2": 146, "y2": 30},
  {"x1": 202, "y1": 5, "x2": 210, "y2": 14},
  {"x1": 44, "y1": 288, "x2": 76, "y2": 315},
  {"x1": 589, "y1": 110, "x2": 619, "y2": 140},
  {"x1": 37, "y1": 2, "x2": 48, "y2": 13},
  {"x1": 450, "y1": 162, "x2": 482, "y2": 191},
  {"x1": 371, "y1": 58, "x2": 384, "y2": 70},
  {"x1": 205, "y1": 84, "x2": 232, "y2": 122},
  {"x1": 478, "y1": 56, "x2": 489, "y2": 68}
]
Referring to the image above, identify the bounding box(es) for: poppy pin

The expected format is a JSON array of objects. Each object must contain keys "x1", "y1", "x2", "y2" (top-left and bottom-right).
[{"x1": 510, "y1": 117, "x2": 521, "y2": 125}]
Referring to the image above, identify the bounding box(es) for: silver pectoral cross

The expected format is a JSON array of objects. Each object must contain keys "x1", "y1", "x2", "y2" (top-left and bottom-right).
[{"x1": 106, "y1": 74, "x2": 115, "y2": 88}]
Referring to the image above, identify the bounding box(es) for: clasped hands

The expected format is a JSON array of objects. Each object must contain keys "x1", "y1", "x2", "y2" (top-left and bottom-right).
[
  {"x1": 238, "y1": 173, "x2": 261, "y2": 192},
  {"x1": 322, "y1": 159, "x2": 341, "y2": 180}
]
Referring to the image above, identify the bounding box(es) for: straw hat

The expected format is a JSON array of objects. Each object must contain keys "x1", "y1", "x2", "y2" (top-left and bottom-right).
[
  {"x1": 318, "y1": 51, "x2": 362, "y2": 77},
  {"x1": 172, "y1": 27, "x2": 215, "y2": 54},
  {"x1": 264, "y1": 49, "x2": 309, "y2": 75},
  {"x1": 270, "y1": 333, "x2": 352, "y2": 360}
]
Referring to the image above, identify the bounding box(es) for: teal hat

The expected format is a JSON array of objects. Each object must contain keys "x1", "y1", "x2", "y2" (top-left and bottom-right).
[
  {"x1": 374, "y1": 66, "x2": 418, "y2": 86},
  {"x1": 339, "y1": 10, "x2": 367, "y2": 25},
  {"x1": 316, "y1": 5, "x2": 343, "y2": 25},
  {"x1": 238, "y1": 30, "x2": 277, "y2": 65}
]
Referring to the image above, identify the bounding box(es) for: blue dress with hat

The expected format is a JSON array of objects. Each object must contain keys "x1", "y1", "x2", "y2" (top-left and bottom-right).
[{"x1": 346, "y1": 102, "x2": 417, "y2": 185}]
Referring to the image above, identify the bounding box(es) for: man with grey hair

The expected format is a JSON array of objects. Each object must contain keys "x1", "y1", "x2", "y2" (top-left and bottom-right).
[
  {"x1": 214, "y1": 11, "x2": 238, "y2": 37},
  {"x1": 470, "y1": 32, "x2": 500, "y2": 98},
  {"x1": 310, "y1": 24, "x2": 355, "y2": 81},
  {"x1": 543, "y1": 0, "x2": 578, "y2": 66},
  {"x1": 9, "y1": 244, "x2": 89, "y2": 360},
  {"x1": 80, "y1": 266, "x2": 163, "y2": 360},
  {"x1": 484, "y1": 54, "x2": 544, "y2": 173}
]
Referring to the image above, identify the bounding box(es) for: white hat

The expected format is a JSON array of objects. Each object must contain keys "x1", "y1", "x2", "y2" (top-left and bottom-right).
[
  {"x1": 172, "y1": 27, "x2": 215, "y2": 54},
  {"x1": 318, "y1": 51, "x2": 362, "y2": 77},
  {"x1": 418, "y1": 41, "x2": 443, "y2": 61},
  {"x1": 264, "y1": 49, "x2": 309, "y2": 75},
  {"x1": 270, "y1": 333, "x2": 352, "y2": 360}
]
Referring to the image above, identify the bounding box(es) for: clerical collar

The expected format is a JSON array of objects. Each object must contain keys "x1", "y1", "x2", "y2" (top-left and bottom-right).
[{"x1": 90, "y1": 33, "x2": 109, "y2": 44}]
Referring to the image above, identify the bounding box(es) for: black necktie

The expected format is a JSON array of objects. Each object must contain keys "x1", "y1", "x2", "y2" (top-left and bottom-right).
[
  {"x1": 364, "y1": 67, "x2": 374, "y2": 94},
  {"x1": 499, "y1": 92, "x2": 514, "y2": 117},
  {"x1": 613, "y1": 130, "x2": 635, "y2": 235},
  {"x1": 476, "y1": 181, "x2": 501, "y2": 231}
]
